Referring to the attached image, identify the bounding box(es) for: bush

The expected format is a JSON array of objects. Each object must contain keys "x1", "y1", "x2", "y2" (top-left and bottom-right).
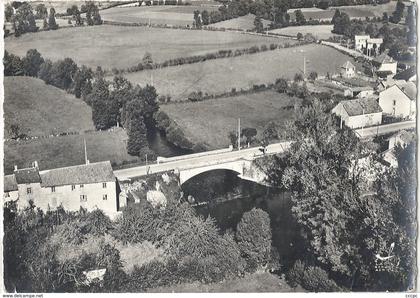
[
  {"x1": 236, "y1": 208, "x2": 272, "y2": 272},
  {"x1": 286, "y1": 260, "x2": 305, "y2": 287}
]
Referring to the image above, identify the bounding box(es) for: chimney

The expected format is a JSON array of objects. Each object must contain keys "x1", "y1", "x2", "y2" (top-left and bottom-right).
[{"x1": 14, "y1": 165, "x2": 18, "y2": 171}]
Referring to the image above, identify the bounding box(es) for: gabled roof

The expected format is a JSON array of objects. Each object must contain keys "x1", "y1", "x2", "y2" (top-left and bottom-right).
[
  {"x1": 393, "y1": 66, "x2": 416, "y2": 81},
  {"x1": 4, "y1": 175, "x2": 18, "y2": 192},
  {"x1": 341, "y1": 98, "x2": 382, "y2": 116},
  {"x1": 373, "y1": 51, "x2": 395, "y2": 65},
  {"x1": 342, "y1": 61, "x2": 355, "y2": 69},
  {"x1": 383, "y1": 82, "x2": 417, "y2": 101},
  {"x1": 14, "y1": 168, "x2": 41, "y2": 184},
  {"x1": 40, "y1": 161, "x2": 115, "y2": 187}
]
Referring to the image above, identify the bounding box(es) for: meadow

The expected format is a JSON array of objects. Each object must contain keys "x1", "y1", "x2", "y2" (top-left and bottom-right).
[
  {"x1": 121, "y1": 43, "x2": 357, "y2": 101},
  {"x1": 160, "y1": 90, "x2": 300, "y2": 149},
  {"x1": 5, "y1": 25, "x2": 281, "y2": 70},
  {"x1": 270, "y1": 25, "x2": 337, "y2": 40},
  {"x1": 209, "y1": 13, "x2": 271, "y2": 30},
  {"x1": 100, "y1": 4, "x2": 220, "y2": 26},
  {"x1": 4, "y1": 76, "x2": 94, "y2": 139},
  {"x1": 4, "y1": 128, "x2": 138, "y2": 174}
]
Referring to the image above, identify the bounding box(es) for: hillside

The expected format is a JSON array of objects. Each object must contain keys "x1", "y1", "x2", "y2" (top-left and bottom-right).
[{"x1": 4, "y1": 76, "x2": 94, "y2": 139}]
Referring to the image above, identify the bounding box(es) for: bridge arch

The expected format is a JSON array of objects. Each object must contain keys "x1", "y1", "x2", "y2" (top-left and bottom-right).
[{"x1": 179, "y1": 160, "x2": 249, "y2": 185}]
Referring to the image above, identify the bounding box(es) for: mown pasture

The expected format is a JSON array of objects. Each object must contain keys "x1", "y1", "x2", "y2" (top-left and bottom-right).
[
  {"x1": 121, "y1": 43, "x2": 357, "y2": 101},
  {"x1": 100, "y1": 4, "x2": 220, "y2": 26},
  {"x1": 4, "y1": 76, "x2": 94, "y2": 139},
  {"x1": 160, "y1": 90, "x2": 300, "y2": 149},
  {"x1": 209, "y1": 13, "x2": 271, "y2": 30},
  {"x1": 270, "y1": 25, "x2": 337, "y2": 40},
  {"x1": 5, "y1": 25, "x2": 283, "y2": 70}
]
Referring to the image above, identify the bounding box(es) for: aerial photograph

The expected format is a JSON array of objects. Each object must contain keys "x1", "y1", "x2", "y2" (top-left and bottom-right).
[{"x1": 1, "y1": 0, "x2": 417, "y2": 293}]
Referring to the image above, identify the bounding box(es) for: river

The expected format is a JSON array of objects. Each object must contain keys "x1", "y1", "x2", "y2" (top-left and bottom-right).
[
  {"x1": 182, "y1": 170, "x2": 305, "y2": 269},
  {"x1": 147, "y1": 128, "x2": 192, "y2": 157}
]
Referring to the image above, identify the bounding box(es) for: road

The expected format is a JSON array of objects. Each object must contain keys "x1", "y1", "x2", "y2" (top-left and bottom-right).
[
  {"x1": 354, "y1": 120, "x2": 416, "y2": 138},
  {"x1": 114, "y1": 142, "x2": 291, "y2": 181}
]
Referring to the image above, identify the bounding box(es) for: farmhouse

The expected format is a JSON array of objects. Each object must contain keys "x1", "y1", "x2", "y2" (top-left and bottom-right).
[
  {"x1": 373, "y1": 51, "x2": 397, "y2": 75},
  {"x1": 341, "y1": 61, "x2": 356, "y2": 78},
  {"x1": 332, "y1": 98, "x2": 382, "y2": 129},
  {"x1": 378, "y1": 83, "x2": 416, "y2": 119},
  {"x1": 3, "y1": 161, "x2": 123, "y2": 218}
]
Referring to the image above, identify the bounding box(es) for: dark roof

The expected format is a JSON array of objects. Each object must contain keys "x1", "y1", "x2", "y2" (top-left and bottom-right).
[
  {"x1": 14, "y1": 168, "x2": 41, "y2": 184},
  {"x1": 40, "y1": 161, "x2": 115, "y2": 187},
  {"x1": 393, "y1": 66, "x2": 416, "y2": 81},
  {"x1": 342, "y1": 98, "x2": 382, "y2": 116},
  {"x1": 373, "y1": 51, "x2": 395, "y2": 65},
  {"x1": 392, "y1": 82, "x2": 417, "y2": 101},
  {"x1": 4, "y1": 175, "x2": 18, "y2": 192}
]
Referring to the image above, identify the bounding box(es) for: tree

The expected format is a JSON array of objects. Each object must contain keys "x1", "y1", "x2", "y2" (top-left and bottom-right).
[
  {"x1": 92, "y1": 6, "x2": 103, "y2": 25},
  {"x1": 35, "y1": 3, "x2": 48, "y2": 19},
  {"x1": 390, "y1": 0, "x2": 405, "y2": 24},
  {"x1": 331, "y1": 9, "x2": 341, "y2": 25},
  {"x1": 275, "y1": 77, "x2": 288, "y2": 93},
  {"x1": 332, "y1": 11, "x2": 351, "y2": 36},
  {"x1": 382, "y1": 12, "x2": 388, "y2": 22},
  {"x1": 22, "y1": 49, "x2": 44, "y2": 77},
  {"x1": 126, "y1": 111, "x2": 148, "y2": 156},
  {"x1": 241, "y1": 127, "x2": 257, "y2": 145},
  {"x1": 294, "y1": 72, "x2": 304, "y2": 82},
  {"x1": 236, "y1": 208, "x2": 272, "y2": 272},
  {"x1": 308, "y1": 71, "x2": 318, "y2": 81},
  {"x1": 254, "y1": 15, "x2": 264, "y2": 33},
  {"x1": 89, "y1": 78, "x2": 119, "y2": 130},
  {"x1": 38, "y1": 59, "x2": 53, "y2": 84},
  {"x1": 86, "y1": 10, "x2": 93, "y2": 26},
  {"x1": 296, "y1": 32, "x2": 303, "y2": 40},
  {"x1": 48, "y1": 7, "x2": 58, "y2": 30},
  {"x1": 193, "y1": 10, "x2": 202, "y2": 28},
  {"x1": 72, "y1": 65, "x2": 93, "y2": 99},
  {"x1": 5, "y1": 4, "x2": 14, "y2": 22},
  {"x1": 201, "y1": 10, "x2": 209, "y2": 25},
  {"x1": 49, "y1": 58, "x2": 78, "y2": 90},
  {"x1": 406, "y1": 5, "x2": 416, "y2": 46},
  {"x1": 142, "y1": 52, "x2": 154, "y2": 69},
  {"x1": 294, "y1": 9, "x2": 306, "y2": 25},
  {"x1": 4, "y1": 51, "x2": 24, "y2": 76}
]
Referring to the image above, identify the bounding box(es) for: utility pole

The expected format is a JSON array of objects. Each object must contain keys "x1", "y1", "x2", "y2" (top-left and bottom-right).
[
  {"x1": 303, "y1": 54, "x2": 306, "y2": 77},
  {"x1": 237, "y1": 118, "x2": 241, "y2": 151},
  {"x1": 84, "y1": 138, "x2": 88, "y2": 165}
]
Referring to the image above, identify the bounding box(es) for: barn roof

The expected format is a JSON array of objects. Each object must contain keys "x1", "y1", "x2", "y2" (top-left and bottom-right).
[
  {"x1": 341, "y1": 98, "x2": 382, "y2": 116},
  {"x1": 4, "y1": 175, "x2": 18, "y2": 192},
  {"x1": 14, "y1": 168, "x2": 41, "y2": 184},
  {"x1": 40, "y1": 161, "x2": 115, "y2": 187}
]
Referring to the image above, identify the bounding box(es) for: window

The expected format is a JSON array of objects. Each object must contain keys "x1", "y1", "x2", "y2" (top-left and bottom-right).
[
  {"x1": 27, "y1": 188, "x2": 32, "y2": 194},
  {"x1": 80, "y1": 184, "x2": 84, "y2": 188},
  {"x1": 71, "y1": 185, "x2": 76, "y2": 191},
  {"x1": 80, "y1": 195, "x2": 87, "y2": 202},
  {"x1": 51, "y1": 186, "x2": 56, "y2": 193},
  {"x1": 103, "y1": 194, "x2": 108, "y2": 200},
  {"x1": 393, "y1": 100, "x2": 396, "y2": 106},
  {"x1": 102, "y1": 182, "x2": 107, "y2": 189},
  {"x1": 5, "y1": 192, "x2": 10, "y2": 198}
]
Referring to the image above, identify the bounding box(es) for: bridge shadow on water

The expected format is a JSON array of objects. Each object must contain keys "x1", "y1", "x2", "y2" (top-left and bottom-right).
[{"x1": 182, "y1": 169, "x2": 306, "y2": 271}]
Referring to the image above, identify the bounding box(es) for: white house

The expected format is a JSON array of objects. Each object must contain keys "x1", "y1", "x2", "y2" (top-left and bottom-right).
[
  {"x1": 373, "y1": 51, "x2": 398, "y2": 75},
  {"x1": 354, "y1": 35, "x2": 383, "y2": 56},
  {"x1": 378, "y1": 83, "x2": 416, "y2": 119},
  {"x1": 3, "y1": 161, "x2": 123, "y2": 219},
  {"x1": 332, "y1": 98, "x2": 383, "y2": 129},
  {"x1": 341, "y1": 61, "x2": 356, "y2": 78}
]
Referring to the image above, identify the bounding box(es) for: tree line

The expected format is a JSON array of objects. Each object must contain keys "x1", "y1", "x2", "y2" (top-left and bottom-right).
[
  {"x1": 193, "y1": 0, "x2": 390, "y2": 28},
  {"x1": 4, "y1": 172, "x2": 279, "y2": 292},
  {"x1": 4, "y1": 49, "x2": 157, "y2": 158}
]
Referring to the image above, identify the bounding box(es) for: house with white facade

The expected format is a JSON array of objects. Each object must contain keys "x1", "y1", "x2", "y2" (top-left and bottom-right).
[
  {"x1": 354, "y1": 35, "x2": 383, "y2": 56},
  {"x1": 332, "y1": 98, "x2": 382, "y2": 129},
  {"x1": 373, "y1": 51, "x2": 398, "y2": 75},
  {"x1": 341, "y1": 61, "x2": 356, "y2": 78},
  {"x1": 378, "y1": 83, "x2": 416, "y2": 119},
  {"x1": 3, "y1": 161, "x2": 123, "y2": 218}
]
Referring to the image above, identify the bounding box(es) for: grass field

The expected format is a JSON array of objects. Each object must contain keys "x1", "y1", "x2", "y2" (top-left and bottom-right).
[
  {"x1": 5, "y1": 25, "x2": 282, "y2": 70},
  {"x1": 121, "y1": 43, "x2": 357, "y2": 101},
  {"x1": 4, "y1": 76, "x2": 94, "y2": 139},
  {"x1": 4, "y1": 128, "x2": 138, "y2": 174},
  {"x1": 149, "y1": 272, "x2": 303, "y2": 292},
  {"x1": 160, "y1": 90, "x2": 300, "y2": 149},
  {"x1": 270, "y1": 25, "x2": 337, "y2": 40},
  {"x1": 210, "y1": 13, "x2": 271, "y2": 30},
  {"x1": 100, "y1": 5, "x2": 220, "y2": 26},
  {"x1": 288, "y1": 2, "x2": 398, "y2": 21}
]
